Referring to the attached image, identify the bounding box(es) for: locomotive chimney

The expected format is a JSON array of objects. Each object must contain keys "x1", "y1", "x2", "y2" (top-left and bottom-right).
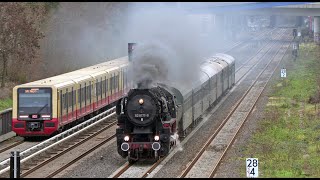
[{"x1": 128, "y1": 43, "x2": 137, "y2": 62}]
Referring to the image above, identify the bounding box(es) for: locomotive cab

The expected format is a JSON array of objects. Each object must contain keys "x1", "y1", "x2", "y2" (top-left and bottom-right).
[
  {"x1": 116, "y1": 86, "x2": 179, "y2": 163},
  {"x1": 12, "y1": 87, "x2": 55, "y2": 136}
]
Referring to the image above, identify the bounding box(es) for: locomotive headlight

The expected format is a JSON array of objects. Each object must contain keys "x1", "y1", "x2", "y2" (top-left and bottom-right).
[
  {"x1": 124, "y1": 135, "x2": 129, "y2": 142},
  {"x1": 154, "y1": 135, "x2": 160, "y2": 141},
  {"x1": 139, "y1": 98, "x2": 144, "y2": 105}
]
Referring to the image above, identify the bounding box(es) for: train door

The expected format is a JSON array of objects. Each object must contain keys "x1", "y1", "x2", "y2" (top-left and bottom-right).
[
  {"x1": 96, "y1": 78, "x2": 99, "y2": 109},
  {"x1": 80, "y1": 83, "x2": 83, "y2": 116},
  {"x1": 102, "y1": 76, "x2": 105, "y2": 105},
  {"x1": 66, "y1": 88, "x2": 69, "y2": 122},
  {"x1": 85, "y1": 82, "x2": 88, "y2": 113},
  {"x1": 90, "y1": 81, "x2": 93, "y2": 113},
  {"x1": 61, "y1": 88, "x2": 67, "y2": 123},
  {"x1": 72, "y1": 87, "x2": 76, "y2": 121},
  {"x1": 58, "y1": 90, "x2": 63, "y2": 124},
  {"x1": 82, "y1": 82, "x2": 86, "y2": 115},
  {"x1": 109, "y1": 74, "x2": 113, "y2": 103},
  {"x1": 77, "y1": 84, "x2": 81, "y2": 119},
  {"x1": 100, "y1": 77, "x2": 103, "y2": 108},
  {"x1": 115, "y1": 71, "x2": 119, "y2": 100},
  {"x1": 71, "y1": 87, "x2": 75, "y2": 121},
  {"x1": 119, "y1": 68, "x2": 123, "y2": 97},
  {"x1": 68, "y1": 87, "x2": 71, "y2": 121},
  {"x1": 124, "y1": 68, "x2": 127, "y2": 93},
  {"x1": 105, "y1": 75, "x2": 109, "y2": 105},
  {"x1": 67, "y1": 88, "x2": 72, "y2": 122}
]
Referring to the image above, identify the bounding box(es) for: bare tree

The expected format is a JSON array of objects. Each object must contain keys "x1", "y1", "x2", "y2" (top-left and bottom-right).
[{"x1": 0, "y1": 2, "x2": 44, "y2": 87}]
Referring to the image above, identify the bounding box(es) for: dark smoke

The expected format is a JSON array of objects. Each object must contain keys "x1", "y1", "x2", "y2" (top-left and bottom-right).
[
  {"x1": 125, "y1": 5, "x2": 207, "y2": 89},
  {"x1": 128, "y1": 41, "x2": 180, "y2": 89}
]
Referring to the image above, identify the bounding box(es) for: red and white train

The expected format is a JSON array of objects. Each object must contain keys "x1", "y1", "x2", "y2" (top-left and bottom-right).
[{"x1": 12, "y1": 57, "x2": 131, "y2": 137}]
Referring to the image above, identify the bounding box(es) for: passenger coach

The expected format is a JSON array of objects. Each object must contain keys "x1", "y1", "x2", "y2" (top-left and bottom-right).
[{"x1": 12, "y1": 57, "x2": 130, "y2": 137}]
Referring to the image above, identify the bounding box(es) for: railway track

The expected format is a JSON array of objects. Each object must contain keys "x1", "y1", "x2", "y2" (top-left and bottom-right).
[
  {"x1": 178, "y1": 30, "x2": 291, "y2": 178},
  {"x1": 46, "y1": 29, "x2": 277, "y2": 178},
  {"x1": 106, "y1": 29, "x2": 290, "y2": 178},
  {"x1": 0, "y1": 27, "x2": 272, "y2": 160},
  {"x1": 0, "y1": 28, "x2": 277, "y2": 178},
  {"x1": 0, "y1": 141, "x2": 24, "y2": 154},
  {"x1": 22, "y1": 118, "x2": 117, "y2": 178},
  {"x1": 0, "y1": 107, "x2": 116, "y2": 178}
]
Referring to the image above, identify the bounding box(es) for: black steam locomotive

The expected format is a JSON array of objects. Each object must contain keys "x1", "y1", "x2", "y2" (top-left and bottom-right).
[
  {"x1": 116, "y1": 43, "x2": 235, "y2": 163},
  {"x1": 116, "y1": 84, "x2": 182, "y2": 163}
]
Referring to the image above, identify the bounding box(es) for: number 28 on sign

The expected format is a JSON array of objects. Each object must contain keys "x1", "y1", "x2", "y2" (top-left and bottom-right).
[{"x1": 246, "y1": 158, "x2": 258, "y2": 178}]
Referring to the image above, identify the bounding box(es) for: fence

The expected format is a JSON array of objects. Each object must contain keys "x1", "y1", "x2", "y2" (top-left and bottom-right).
[{"x1": 0, "y1": 108, "x2": 12, "y2": 136}]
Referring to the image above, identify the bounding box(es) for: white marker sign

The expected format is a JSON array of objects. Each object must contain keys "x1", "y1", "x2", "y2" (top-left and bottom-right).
[
  {"x1": 281, "y1": 68, "x2": 286, "y2": 78},
  {"x1": 246, "y1": 158, "x2": 258, "y2": 178}
]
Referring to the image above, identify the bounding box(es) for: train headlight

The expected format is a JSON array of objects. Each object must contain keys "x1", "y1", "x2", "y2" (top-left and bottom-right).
[
  {"x1": 154, "y1": 135, "x2": 160, "y2": 141},
  {"x1": 124, "y1": 135, "x2": 129, "y2": 142},
  {"x1": 139, "y1": 98, "x2": 144, "y2": 105}
]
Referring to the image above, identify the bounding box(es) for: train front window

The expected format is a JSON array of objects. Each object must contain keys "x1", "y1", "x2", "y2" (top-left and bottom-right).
[{"x1": 18, "y1": 88, "x2": 52, "y2": 115}]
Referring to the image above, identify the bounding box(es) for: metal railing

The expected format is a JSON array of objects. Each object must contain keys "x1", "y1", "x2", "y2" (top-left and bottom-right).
[
  {"x1": 0, "y1": 106, "x2": 116, "y2": 175},
  {"x1": 0, "y1": 108, "x2": 12, "y2": 136}
]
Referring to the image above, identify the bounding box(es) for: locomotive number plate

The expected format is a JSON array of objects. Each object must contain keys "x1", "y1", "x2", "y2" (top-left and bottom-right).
[{"x1": 134, "y1": 114, "x2": 150, "y2": 118}]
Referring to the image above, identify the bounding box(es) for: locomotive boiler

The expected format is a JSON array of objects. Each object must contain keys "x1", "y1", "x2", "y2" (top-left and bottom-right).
[
  {"x1": 115, "y1": 84, "x2": 183, "y2": 163},
  {"x1": 116, "y1": 52, "x2": 235, "y2": 163}
]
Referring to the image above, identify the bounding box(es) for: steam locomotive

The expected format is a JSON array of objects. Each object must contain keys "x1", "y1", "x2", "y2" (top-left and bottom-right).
[
  {"x1": 116, "y1": 84, "x2": 181, "y2": 163},
  {"x1": 116, "y1": 53, "x2": 235, "y2": 163}
]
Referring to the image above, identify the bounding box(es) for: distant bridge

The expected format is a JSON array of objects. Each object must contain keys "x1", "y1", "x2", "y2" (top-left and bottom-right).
[{"x1": 183, "y1": 2, "x2": 320, "y2": 16}]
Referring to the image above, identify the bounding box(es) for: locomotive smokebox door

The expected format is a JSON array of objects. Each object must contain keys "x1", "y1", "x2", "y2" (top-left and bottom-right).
[{"x1": 128, "y1": 43, "x2": 137, "y2": 62}]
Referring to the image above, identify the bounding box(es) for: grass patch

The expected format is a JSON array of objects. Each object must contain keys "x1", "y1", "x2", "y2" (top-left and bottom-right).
[
  {"x1": 240, "y1": 42, "x2": 320, "y2": 177},
  {"x1": 0, "y1": 98, "x2": 12, "y2": 111}
]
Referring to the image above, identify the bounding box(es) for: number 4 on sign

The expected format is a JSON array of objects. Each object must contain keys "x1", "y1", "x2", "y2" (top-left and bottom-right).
[
  {"x1": 246, "y1": 158, "x2": 258, "y2": 178},
  {"x1": 281, "y1": 68, "x2": 286, "y2": 78}
]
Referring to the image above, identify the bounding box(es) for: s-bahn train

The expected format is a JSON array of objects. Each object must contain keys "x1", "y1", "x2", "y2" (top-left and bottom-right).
[
  {"x1": 116, "y1": 53, "x2": 235, "y2": 163},
  {"x1": 12, "y1": 57, "x2": 132, "y2": 137}
]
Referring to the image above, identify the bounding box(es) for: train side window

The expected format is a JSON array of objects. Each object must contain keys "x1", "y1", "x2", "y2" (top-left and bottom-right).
[
  {"x1": 126, "y1": 69, "x2": 128, "y2": 87},
  {"x1": 114, "y1": 75, "x2": 116, "y2": 90},
  {"x1": 184, "y1": 97, "x2": 191, "y2": 110},
  {"x1": 114, "y1": 75, "x2": 116, "y2": 91},
  {"x1": 100, "y1": 77, "x2": 103, "y2": 99},
  {"x1": 73, "y1": 90, "x2": 76, "y2": 106},
  {"x1": 117, "y1": 75, "x2": 119, "y2": 90},
  {"x1": 110, "y1": 76, "x2": 113, "y2": 94},
  {"x1": 85, "y1": 83, "x2": 87, "y2": 106},
  {"x1": 89, "y1": 81, "x2": 92, "y2": 104},
  {"x1": 117, "y1": 75, "x2": 118, "y2": 90},
  {"x1": 82, "y1": 86, "x2": 85, "y2": 102},
  {"x1": 116, "y1": 75, "x2": 118, "y2": 90},
  {"x1": 123, "y1": 70, "x2": 126, "y2": 89},
  {"x1": 69, "y1": 91, "x2": 72, "y2": 108},
  {"x1": 78, "y1": 86, "x2": 81, "y2": 112},
  {"x1": 60, "y1": 90, "x2": 62, "y2": 119},
  {"x1": 87, "y1": 85, "x2": 89, "y2": 101},
  {"x1": 109, "y1": 77, "x2": 111, "y2": 92},
  {"x1": 98, "y1": 80, "x2": 100, "y2": 97},
  {"x1": 98, "y1": 81, "x2": 100, "y2": 97},
  {"x1": 106, "y1": 78, "x2": 108, "y2": 95},
  {"x1": 62, "y1": 94, "x2": 64, "y2": 110},
  {"x1": 102, "y1": 79, "x2": 104, "y2": 95},
  {"x1": 103, "y1": 79, "x2": 105, "y2": 96},
  {"x1": 86, "y1": 85, "x2": 88, "y2": 101},
  {"x1": 96, "y1": 79, "x2": 99, "y2": 98},
  {"x1": 65, "y1": 90, "x2": 68, "y2": 109},
  {"x1": 95, "y1": 80, "x2": 97, "y2": 97}
]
